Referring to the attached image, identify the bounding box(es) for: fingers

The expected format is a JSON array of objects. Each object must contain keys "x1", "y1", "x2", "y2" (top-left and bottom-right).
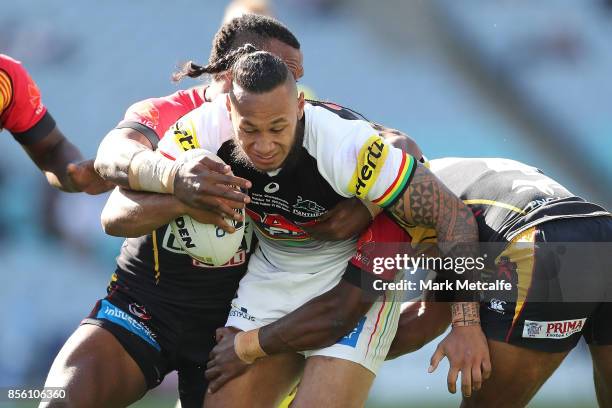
[
  {"x1": 207, "y1": 374, "x2": 231, "y2": 394},
  {"x1": 205, "y1": 365, "x2": 221, "y2": 382},
  {"x1": 199, "y1": 157, "x2": 232, "y2": 175},
  {"x1": 202, "y1": 183, "x2": 250, "y2": 206},
  {"x1": 428, "y1": 345, "x2": 445, "y2": 373},
  {"x1": 471, "y1": 362, "x2": 482, "y2": 393},
  {"x1": 201, "y1": 168, "x2": 252, "y2": 191},
  {"x1": 215, "y1": 327, "x2": 226, "y2": 342},
  {"x1": 447, "y1": 365, "x2": 460, "y2": 394},
  {"x1": 191, "y1": 195, "x2": 245, "y2": 220},
  {"x1": 482, "y1": 355, "x2": 492, "y2": 380},
  {"x1": 188, "y1": 211, "x2": 234, "y2": 233},
  {"x1": 461, "y1": 364, "x2": 473, "y2": 397}
]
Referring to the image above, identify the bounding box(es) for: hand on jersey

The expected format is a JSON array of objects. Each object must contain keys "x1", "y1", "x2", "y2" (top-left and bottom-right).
[
  {"x1": 66, "y1": 159, "x2": 115, "y2": 194},
  {"x1": 428, "y1": 325, "x2": 491, "y2": 397},
  {"x1": 205, "y1": 327, "x2": 249, "y2": 393},
  {"x1": 302, "y1": 198, "x2": 371, "y2": 241},
  {"x1": 173, "y1": 156, "x2": 252, "y2": 220}
]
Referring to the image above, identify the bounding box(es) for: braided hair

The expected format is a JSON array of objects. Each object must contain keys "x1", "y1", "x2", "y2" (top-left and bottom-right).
[{"x1": 173, "y1": 14, "x2": 299, "y2": 82}]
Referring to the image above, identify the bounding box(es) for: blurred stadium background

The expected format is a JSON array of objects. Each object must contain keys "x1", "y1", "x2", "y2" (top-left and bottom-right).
[{"x1": 1, "y1": 0, "x2": 610, "y2": 407}]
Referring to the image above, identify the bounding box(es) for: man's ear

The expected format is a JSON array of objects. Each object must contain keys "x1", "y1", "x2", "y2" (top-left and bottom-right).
[{"x1": 297, "y1": 91, "x2": 305, "y2": 120}]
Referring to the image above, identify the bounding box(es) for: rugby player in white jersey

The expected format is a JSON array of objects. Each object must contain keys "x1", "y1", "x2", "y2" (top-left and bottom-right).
[{"x1": 114, "y1": 47, "x2": 490, "y2": 407}]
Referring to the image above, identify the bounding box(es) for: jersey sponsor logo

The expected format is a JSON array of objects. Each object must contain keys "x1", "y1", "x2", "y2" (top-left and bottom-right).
[
  {"x1": 488, "y1": 298, "x2": 506, "y2": 314},
  {"x1": 229, "y1": 304, "x2": 256, "y2": 322},
  {"x1": 130, "y1": 100, "x2": 159, "y2": 129},
  {"x1": 524, "y1": 197, "x2": 557, "y2": 212},
  {"x1": 349, "y1": 135, "x2": 388, "y2": 199},
  {"x1": 27, "y1": 82, "x2": 43, "y2": 115},
  {"x1": 292, "y1": 196, "x2": 325, "y2": 218},
  {"x1": 264, "y1": 182, "x2": 280, "y2": 194},
  {"x1": 522, "y1": 318, "x2": 587, "y2": 339},
  {"x1": 128, "y1": 303, "x2": 151, "y2": 320},
  {"x1": 173, "y1": 119, "x2": 200, "y2": 151},
  {"x1": 96, "y1": 300, "x2": 160, "y2": 350},
  {"x1": 192, "y1": 249, "x2": 246, "y2": 268},
  {"x1": 337, "y1": 316, "x2": 366, "y2": 348},
  {"x1": 247, "y1": 209, "x2": 311, "y2": 241}
]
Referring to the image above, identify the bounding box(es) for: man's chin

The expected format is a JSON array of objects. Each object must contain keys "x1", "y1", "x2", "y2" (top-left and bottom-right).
[{"x1": 252, "y1": 160, "x2": 281, "y2": 172}]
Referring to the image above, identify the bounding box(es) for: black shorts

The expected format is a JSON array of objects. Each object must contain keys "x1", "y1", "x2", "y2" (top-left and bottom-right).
[
  {"x1": 82, "y1": 283, "x2": 230, "y2": 408},
  {"x1": 481, "y1": 215, "x2": 612, "y2": 352}
]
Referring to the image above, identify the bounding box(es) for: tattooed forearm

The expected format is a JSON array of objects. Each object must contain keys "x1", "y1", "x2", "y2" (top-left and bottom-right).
[
  {"x1": 388, "y1": 163, "x2": 480, "y2": 303},
  {"x1": 451, "y1": 302, "x2": 481, "y2": 327}
]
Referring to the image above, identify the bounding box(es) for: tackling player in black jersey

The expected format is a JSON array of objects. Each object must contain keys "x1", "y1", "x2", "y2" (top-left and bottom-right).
[{"x1": 388, "y1": 157, "x2": 612, "y2": 408}]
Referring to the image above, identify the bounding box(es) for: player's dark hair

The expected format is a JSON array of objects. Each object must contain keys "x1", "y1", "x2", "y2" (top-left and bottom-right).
[
  {"x1": 173, "y1": 14, "x2": 299, "y2": 82},
  {"x1": 232, "y1": 51, "x2": 290, "y2": 94},
  {"x1": 173, "y1": 44, "x2": 259, "y2": 81}
]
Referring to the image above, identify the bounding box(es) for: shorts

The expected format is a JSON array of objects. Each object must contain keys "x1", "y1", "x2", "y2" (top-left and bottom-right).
[
  {"x1": 480, "y1": 215, "x2": 612, "y2": 352},
  {"x1": 82, "y1": 284, "x2": 229, "y2": 408},
  {"x1": 226, "y1": 286, "x2": 401, "y2": 375}
]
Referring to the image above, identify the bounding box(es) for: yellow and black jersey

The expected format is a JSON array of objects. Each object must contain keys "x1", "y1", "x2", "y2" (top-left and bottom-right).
[{"x1": 425, "y1": 158, "x2": 609, "y2": 243}]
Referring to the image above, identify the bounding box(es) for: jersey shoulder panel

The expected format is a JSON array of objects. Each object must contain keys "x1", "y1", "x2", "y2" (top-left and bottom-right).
[
  {"x1": 0, "y1": 54, "x2": 47, "y2": 133},
  {"x1": 157, "y1": 95, "x2": 232, "y2": 159},
  {"x1": 122, "y1": 86, "x2": 208, "y2": 139},
  {"x1": 303, "y1": 103, "x2": 416, "y2": 207}
]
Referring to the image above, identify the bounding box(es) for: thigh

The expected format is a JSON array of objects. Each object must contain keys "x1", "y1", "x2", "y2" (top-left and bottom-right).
[
  {"x1": 203, "y1": 352, "x2": 304, "y2": 408},
  {"x1": 461, "y1": 339, "x2": 569, "y2": 408},
  {"x1": 40, "y1": 324, "x2": 147, "y2": 408},
  {"x1": 482, "y1": 226, "x2": 596, "y2": 352},
  {"x1": 589, "y1": 343, "x2": 612, "y2": 407},
  {"x1": 176, "y1": 312, "x2": 226, "y2": 408},
  {"x1": 291, "y1": 356, "x2": 375, "y2": 408},
  {"x1": 388, "y1": 301, "x2": 451, "y2": 359}
]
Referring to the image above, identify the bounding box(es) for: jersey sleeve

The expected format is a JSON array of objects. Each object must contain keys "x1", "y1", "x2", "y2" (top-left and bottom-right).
[
  {"x1": 0, "y1": 54, "x2": 55, "y2": 144},
  {"x1": 304, "y1": 104, "x2": 417, "y2": 208},
  {"x1": 116, "y1": 87, "x2": 207, "y2": 148},
  {"x1": 156, "y1": 95, "x2": 233, "y2": 160},
  {"x1": 343, "y1": 213, "x2": 410, "y2": 292}
]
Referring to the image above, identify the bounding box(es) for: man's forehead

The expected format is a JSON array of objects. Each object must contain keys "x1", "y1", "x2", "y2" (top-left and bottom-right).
[
  {"x1": 263, "y1": 39, "x2": 303, "y2": 78},
  {"x1": 230, "y1": 80, "x2": 296, "y2": 103}
]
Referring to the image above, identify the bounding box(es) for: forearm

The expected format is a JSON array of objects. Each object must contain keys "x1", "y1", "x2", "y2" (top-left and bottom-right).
[
  {"x1": 387, "y1": 164, "x2": 480, "y2": 317},
  {"x1": 41, "y1": 138, "x2": 83, "y2": 192},
  {"x1": 24, "y1": 128, "x2": 84, "y2": 192},
  {"x1": 101, "y1": 187, "x2": 183, "y2": 237},
  {"x1": 94, "y1": 128, "x2": 153, "y2": 188}
]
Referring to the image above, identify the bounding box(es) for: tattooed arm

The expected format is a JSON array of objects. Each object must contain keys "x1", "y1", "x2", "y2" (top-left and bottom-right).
[{"x1": 387, "y1": 163, "x2": 491, "y2": 396}]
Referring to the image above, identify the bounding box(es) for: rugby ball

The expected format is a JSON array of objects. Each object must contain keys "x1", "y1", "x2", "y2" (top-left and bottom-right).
[{"x1": 170, "y1": 149, "x2": 245, "y2": 266}]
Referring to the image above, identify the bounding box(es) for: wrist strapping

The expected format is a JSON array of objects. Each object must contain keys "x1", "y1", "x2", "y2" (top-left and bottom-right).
[
  {"x1": 128, "y1": 150, "x2": 180, "y2": 194},
  {"x1": 234, "y1": 329, "x2": 267, "y2": 364}
]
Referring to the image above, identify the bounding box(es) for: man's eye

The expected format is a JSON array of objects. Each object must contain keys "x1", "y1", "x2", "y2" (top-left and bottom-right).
[
  {"x1": 271, "y1": 127, "x2": 286, "y2": 133},
  {"x1": 242, "y1": 128, "x2": 257, "y2": 134}
]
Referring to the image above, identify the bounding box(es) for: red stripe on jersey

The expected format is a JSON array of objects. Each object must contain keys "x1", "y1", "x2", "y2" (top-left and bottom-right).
[{"x1": 160, "y1": 151, "x2": 176, "y2": 161}]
